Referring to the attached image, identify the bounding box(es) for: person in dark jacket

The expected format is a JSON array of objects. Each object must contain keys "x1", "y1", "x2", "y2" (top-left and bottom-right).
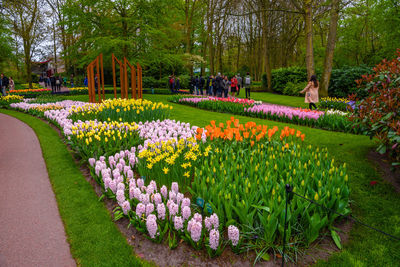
[
  {"x1": 190, "y1": 76, "x2": 195, "y2": 94},
  {"x1": 1, "y1": 73, "x2": 9, "y2": 96},
  {"x1": 176, "y1": 77, "x2": 180, "y2": 92},
  {"x1": 215, "y1": 73, "x2": 223, "y2": 97},
  {"x1": 199, "y1": 75, "x2": 205, "y2": 95},
  {"x1": 50, "y1": 76, "x2": 56, "y2": 93},
  {"x1": 55, "y1": 76, "x2": 62, "y2": 92}
]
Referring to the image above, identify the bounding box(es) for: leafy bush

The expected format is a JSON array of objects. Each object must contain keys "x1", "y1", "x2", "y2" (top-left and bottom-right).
[
  {"x1": 350, "y1": 49, "x2": 400, "y2": 166},
  {"x1": 328, "y1": 66, "x2": 372, "y2": 98},
  {"x1": 262, "y1": 66, "x2": 372, "y2": 98},
  {"x1": 283, "y1": 81, "x2": 308, "y2": 96}
]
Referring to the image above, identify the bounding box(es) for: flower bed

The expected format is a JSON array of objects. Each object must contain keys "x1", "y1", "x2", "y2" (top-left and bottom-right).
[
  {"x1": 0, "y1": 95, "x2": 24, "y2": 108},
  {"x1": 318, "y1": 97, "x2": 355, "y2": 111},
  {"x1": 8, "y1": 88, "x2": 51, "y2": 95},
  {"x1": 8, "y1": 99, "x2": 351, "y2": 262},
  {"x1": 171, "y1": 95, "x2": 359, "y2": 134}
]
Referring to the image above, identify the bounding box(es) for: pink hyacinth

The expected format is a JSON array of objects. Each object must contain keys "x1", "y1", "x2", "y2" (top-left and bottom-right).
[
  {"x1": 121, "y1": 201, "x2": 131, "y2": 215},
  {"x1": 209, "y1": 229, "x2": 220, "y2": 250},
  {"x1": 109, "y1": 180, "x2": 117, "y2": 193},
  {"x1": 150, "y1": 180, "x2": 157, "y2": 192},
  {"x1": 168, "y1": 202, "x2": 179, "y2": 217},
  {"x1": 228, "y1": 225, "x2": 240, "y2": 246},
  {"x1": 181, "y1": 198, "x2": 191, "y2": 208},
  {"x1": 161, "y1": 185, "x2": 168, "y2": 199},
  {"x1": 157, "y1": 203, "x2": 166, "y2": 220},
  {"x1": 182, "y1": 206, "x2": 191, "y2": 221},
  {"x1": 129, "y1": 178, "x2": 136, "y2": 188},
  {"x1": 123, "y1": 166, "x2": 130, "y2": 176},
  {"x1": 176, "y1": 193, "x2": 184, "y2": 205},
  {"x1": 140, "y1": 193, "x2": 150, "y2": 205},
  {"x1": 133, "y1": 188, "x2": 141, "y2": 199},
  {"x1": 137, "y1": 178, "x2": 144, "y2": 188},
  {"x1": 146, "y1": 203, "x2": 154, "y2": 217},
  {"x1": 146, "y1": 214, "x2": 158, "y2": 239},
  {"x1": 129, "y1": 187, "x2": 135, "y2": 199},
  {"x1": 88, "y1": 158, "x2": 95, "y2": 167},
  {"x1": 171, "y1": 182, "x2": 179, "y2": 193},
  {"x1": 146, "y1": 184, "x2": 155, "y2": 195},
  {"x1": 117, "y1": 183, "x2": 125, "y2": 191},
  {"x1": 174, "y1": 216, "x2": 184, "y2": 231},
  {"x1": 190, "y1": 221, "x2": 202, "y2": 242},
  {"x1": 169, "y1": 191, "x2": 176, "y2": 202},
  {"x1": 210, "y1": 213, "x2": 219, "y2": 229},
  {"x1": 204, "y1": 216, "x2": 212, "y2": 231},
  {"x1": 152, "y1": 193, "x2": 162, "y2": 206},
  {"x1": 116, "y1": 190, "x2": 125, "y2": 204},
  {"x1": 136, "y1": 203, "x2": 146, "y2": 218},
  {"x1": 193, "y1": 213, "x2": 202, "y2": 223},
  {"x1": 104, "y1": 178, "x2": 112, "y2": 191}
]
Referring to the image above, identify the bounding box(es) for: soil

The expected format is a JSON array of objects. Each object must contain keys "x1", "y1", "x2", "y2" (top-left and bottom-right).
[
  {"x1": 367, "y1": 150, "x2": 400, "y2": 193},
  {"x1": 41, "y1": 117, "x2": 352, "y2": 267}
]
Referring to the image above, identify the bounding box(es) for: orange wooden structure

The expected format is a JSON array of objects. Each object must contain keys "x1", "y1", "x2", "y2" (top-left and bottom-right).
[
  {"x1": 112, "y1": 53, "x2": 143, "y2": 100},
  {"x1": 87, "y1": 53, "x2": 143, "y2": 103},
  {"x1": 87, "y1": 54, "x2": 105, "y2": 103}
]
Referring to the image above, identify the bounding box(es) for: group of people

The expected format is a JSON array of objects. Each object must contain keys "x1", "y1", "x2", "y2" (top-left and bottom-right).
[
  {"x1": 0, "y1": 73, "x2": 15, "y2": 96},
  {"x1": 189, "y1": 72, "x2": 252, "y2": 99},
  {"x1": 168, "y1": 76, "x2": 181, "y2": 93},
  {"x1": 39, "y1": 74, "x2": 75, "y2": 93}
]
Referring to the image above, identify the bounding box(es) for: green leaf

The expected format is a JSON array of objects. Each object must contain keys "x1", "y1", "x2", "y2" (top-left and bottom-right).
[
  {"x1": 331, "y1": 230, "x2": 342, "y2": 250},
  {"x1": 261, "y1": 253, "x2": 270, "y2": 261},
  {"x1": 251, "y1": 204, "x2": 271, "y2": 213}
]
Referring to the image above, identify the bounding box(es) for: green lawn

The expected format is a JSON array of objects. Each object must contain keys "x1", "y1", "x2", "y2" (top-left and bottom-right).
[
  {"x1": 250, "y1": 91, "x2": 307, "y2": 108},
  {"x1": 0, "y1": 109, "x2": 147, "y2": 267},
  {"x1": 5, "y1": 93, "x2": 400, "y2": 266}
]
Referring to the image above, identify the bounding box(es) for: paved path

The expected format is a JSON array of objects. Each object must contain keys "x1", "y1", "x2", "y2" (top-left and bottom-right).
[{"x1": 0, "y1": 114, "x2": 75, "y2": 267}]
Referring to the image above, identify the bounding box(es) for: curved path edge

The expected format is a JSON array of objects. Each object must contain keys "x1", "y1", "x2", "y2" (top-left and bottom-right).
[{"x1": 0, "y1": 113, "x2": 75, "y2": 267}]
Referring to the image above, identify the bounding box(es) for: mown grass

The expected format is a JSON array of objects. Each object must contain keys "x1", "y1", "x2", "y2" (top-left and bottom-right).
[
  {"x1": 0, "y1": 109, "x2": 148, "y2": 267},
  {"x1": 8, "y1": 93, "x2": 400, "y2": 265}
]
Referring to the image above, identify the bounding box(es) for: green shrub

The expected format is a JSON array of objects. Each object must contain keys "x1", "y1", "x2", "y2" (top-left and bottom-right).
[
  {"x1": 283, "y1": 81, "x2": 308, "y2": 96},
  {"x1": 262, "y1": 66, "x2": 372, "y2": 98}
]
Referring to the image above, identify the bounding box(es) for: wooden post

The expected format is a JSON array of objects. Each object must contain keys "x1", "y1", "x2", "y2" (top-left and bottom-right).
[
  {"x1": 96, "y1": 57, "x2": 101, "y2": 103},
  {"x1": 112, "y1": 54, "x2": 117, "y2": 99},
  {"x1": 124, "y1": 57, "x2": 128, "y2": 99},
  {"x1": 100, "y1": 53, "x2": 105, "y2": 101}
]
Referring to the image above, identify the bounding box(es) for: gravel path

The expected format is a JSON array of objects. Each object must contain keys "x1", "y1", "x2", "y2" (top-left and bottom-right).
[{"x1": 0, "y1": 113, "x2": 75, "y2": 267}]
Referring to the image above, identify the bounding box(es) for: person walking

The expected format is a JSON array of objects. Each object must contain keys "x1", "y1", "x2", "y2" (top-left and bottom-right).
[
  {"x1": 236, "y1": 73, "x2": 242, "y2": 96},
  {"x1": 300, "y1": 75, "x2": 319, "y2": 110},
  {"x1": 0, "y1": 73, "x2": 6, "y2": 96},
  {"x1": 55, "y1": 76, "x2": 61, "y2": 92},
  {"x1": 50, "y1": 76, "x2": 56, "y2": 93},
  {"x1": 244, "y1": 72, "x2": 251, "y2": 99},
  {"x1": 176, "y1": 77, "x2": 180, "y2": 92},
  {"x1": 9, "y1": 77, "x2": 15, "y2": 91},
  {"x1": 230, "y1": 75, "x2": 238, "y2": 97},
  {"x1": 216, "y1": 73, "x2": 224, "y2": 97},
  {"x1": 223, "y1": 76, "x2": 230, "y2": 98},
  {"x1": 189, "y1": 76, "x2": 195, "y2": 94},
  {"x1": 83, "y1": 76, "x2": 88, "y2": 87},
  {"x1": 194, "y1": 76, "x2": 200, "y2": 95},
  {"x1": 70, "y1": 74, "x2": 74, "y2": 88},
  {"x1": 199, "y1": 75, "x2": 205, "y2": 95}
]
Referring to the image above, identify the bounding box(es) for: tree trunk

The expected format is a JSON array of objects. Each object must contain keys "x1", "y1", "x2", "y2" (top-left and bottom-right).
[
  {"x1": 260, "y1": 0, "x2": 271, "y2": 90},
  {"x1": 24, "y1": 42, "x2": 32, "y2": 88},
  {"x1": 53, "y1": 21, "x2": 58, "y2": 74},
  {"x1": 320, "y1": 0, "x2": 340, "y2": 97},
  {"x1": 304, "y1": 0, "x2": 315, "y2": 79}
]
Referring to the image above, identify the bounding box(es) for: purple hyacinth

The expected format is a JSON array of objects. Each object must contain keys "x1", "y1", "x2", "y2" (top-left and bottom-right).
[
  {"x1": 181, "y1": 198, "x2": 191, "y2": 208},
  {"x1": 204, "y1": 216, "x2": 212, "y2": 231},
  {"x1": 190, "y1": 221, "x2": 202, "y2": 242},
  {"x1": 146, "y1": 184, "x2": 155, "y2": 195},
  {"x1": 210, "y1": 213, "x2": 219, "y2": 229},
  {"x1": 169, "y1": 191, "x2": 176, "y2": 202},
  {"x1": 88, "y1": 158, "x2": 95, "y2": 167},
  {"x1": 182, "y1": 206, "x2": 191, "y2": 221},
  {"x1": 136, "y1": 203, "x2": 146, "y2": 218},
  {"x1": 137, "y1": 178, "x2": 144, "y2": 188},
  {"x1": 171, "y1": 182, "x2": 179, "y2": 193},
  {"x1": 228, "y1": 225, "x2": 240, "y2": 246},
  {"x1": 176, "y1": 193, "x2": 184, "y2": 205},
  {"x1": 109, "y1": 180, "x2": 117, "y2": 193},
  {"x1": 146, "y1": 203, "x2": 155, "y2": 217},
  {"x1": 193, "y1": 213, "x2": 202, "y2": 223},
  {"x1": 117, "y1": 182, "x2": 125, "y2": 191},
  {"x1": 150, "y1": 180, "x2": 157, "y2": 192},
  {"x1": 121, "y1": 201, "x2": 131, "y2": 215},
  {"x1": 152, "y1": 193, "x2": 162, "y2": 206},
  {"x1": 209, "y1": 229, "x2": 220, "y2": 250},
  {"x1": 129, "y1": 187, "x2": 135, "y2": 199},
  {"x1": 161, "y1": 185, "x2": 168, "y2": 199},
  {"x1": 133, "y1": 188, "x2": 141, "y2": 199},
  {"x1": 116, "y1": 189, "x2": 125, "y2": 204},
  {"x1": 157, "y1": 203, "x2": 166, "y2": 220},
  {"x1": 140, "y1": 193, "x2": 150, "y2": 205},
  {"x1": 174, "y1": 216, "x2": 184, "y2": 231},
  {"x1": 168, "y1": 202, "x2": 179, "y2": 217},
  {"x1": 146, "y1": 214, "x2": 158, "y2": 239}
]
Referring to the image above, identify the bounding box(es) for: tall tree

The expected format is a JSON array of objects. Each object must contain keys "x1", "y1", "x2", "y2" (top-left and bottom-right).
[
  {"x1": 320, "y1": 0, "x2": 340, "y2": 97},
  {"x1": 4, "y1": 0, "x2": 44, "y2": 88}
]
